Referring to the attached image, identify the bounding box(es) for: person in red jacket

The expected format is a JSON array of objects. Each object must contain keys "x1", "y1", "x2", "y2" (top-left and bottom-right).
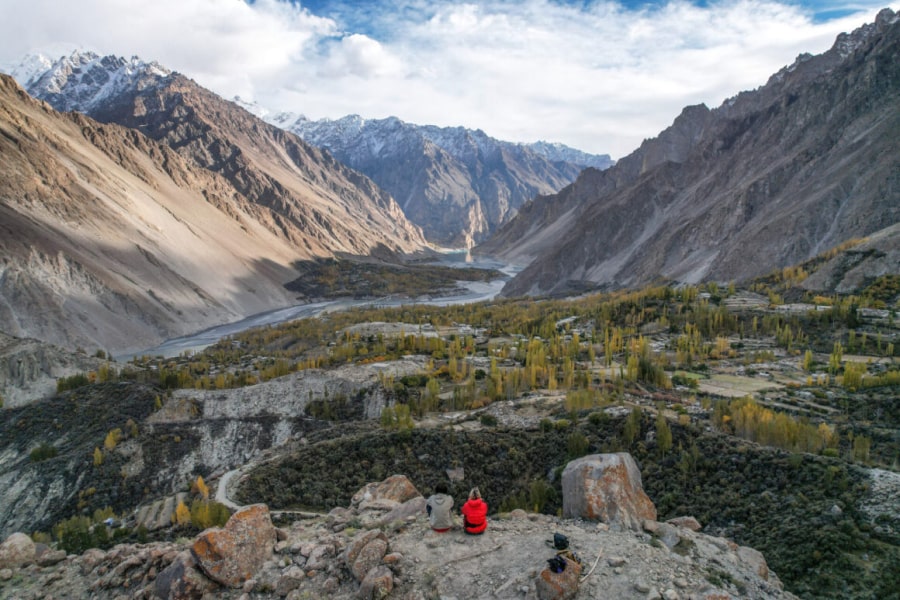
[{"x1": 460, "y1": 487, "x2": 488, "y2": 535}]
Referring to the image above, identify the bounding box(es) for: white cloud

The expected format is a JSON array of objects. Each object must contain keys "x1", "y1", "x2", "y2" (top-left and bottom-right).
[{"x1": 1, "y1": 0, "x2": 897, "y2": 158}]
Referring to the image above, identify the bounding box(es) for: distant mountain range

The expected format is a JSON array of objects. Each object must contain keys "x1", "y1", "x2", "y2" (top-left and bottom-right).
[
  {"x1": 266, "y1": 113, "x2": 613, "y2": 246},
  {"x1": 2, "y1": 7, "x2": 896, "y2": 360},
  {"x1": 479, "y1": 8, "x2": 900, "y2": 297},
  {"x1": 0, "y1": 54, "x2": 427, "y2": 354}
]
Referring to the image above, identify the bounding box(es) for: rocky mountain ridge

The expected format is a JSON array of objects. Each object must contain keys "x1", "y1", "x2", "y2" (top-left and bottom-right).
[
  {"x1": 276, "y1": 113, "x2": 613, "y2": 246},
  {"x1": 0, "y1": 53, "x2": 429, "y2": 354},
  {"x1": 15, "y1": 50, "x2": 426, "y2": 258},
  {"x1": 0, "y1": 468, "x2": 793, "y2": 600},
  {"x1": 480, "y1": 9, "x2": 900, "y2": 297}
]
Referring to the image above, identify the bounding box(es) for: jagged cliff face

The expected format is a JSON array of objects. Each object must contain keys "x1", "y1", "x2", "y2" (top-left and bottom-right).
[
  {"x1": 281, "y1": 115, "x2": 613, "y2": 247},
  {"x1": 484, "y1": 10, "x2": 900, "y2": 297},
  {"x1": 0, "y1": 334, "x2": 105, "y2": 409}
]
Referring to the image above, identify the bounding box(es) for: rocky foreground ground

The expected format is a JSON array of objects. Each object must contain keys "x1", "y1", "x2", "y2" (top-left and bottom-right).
[{"x1": 0, "y1": 456, "x2": 793, "y2": 600}]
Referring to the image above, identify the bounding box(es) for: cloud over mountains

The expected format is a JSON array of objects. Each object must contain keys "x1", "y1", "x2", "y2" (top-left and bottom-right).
[{"x1": 1, "y1": 0, "x2": 897, "y2": 157}]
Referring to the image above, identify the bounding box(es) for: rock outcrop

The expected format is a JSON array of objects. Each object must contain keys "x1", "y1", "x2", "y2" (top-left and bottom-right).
[
  {"x1": 0, "y1": 474, "x2": 795, "y2": 599},
  {"x1": 190, "y1": 504, "x2": 276, "y2": 587},
  {"x1": 0, "y1": 333, "x2": 105, "y2": 408},
  {"x1": 561, "y1": 453, "x2": 657, "y2": 530}
]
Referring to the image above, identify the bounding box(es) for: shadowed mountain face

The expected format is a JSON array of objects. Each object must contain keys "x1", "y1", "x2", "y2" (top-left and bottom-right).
[
  {"x1": 279, "y1": 115, "x2": 613, "y2": 247},
  {"x1": 480, "y1": 9, "x2": 900, "y2": 297},
  {"x1": 0, "y1": 69, "x2": 426, "y2": 355}
]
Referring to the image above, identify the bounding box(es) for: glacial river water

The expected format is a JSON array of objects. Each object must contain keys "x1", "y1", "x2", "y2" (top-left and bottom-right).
[{"x1": 120, "y1": 256, "x2": 520, "y2": 361}]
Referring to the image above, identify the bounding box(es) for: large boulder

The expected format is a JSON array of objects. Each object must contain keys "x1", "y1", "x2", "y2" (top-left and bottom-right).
[
  {"x1": 561, "y1": 453, "x2": 656, "y2": 531},
  {"x1": 0, "y1": 532, "x2": 35, "y2": 569},
  {"x1": 190, "y1": 504, "x2": 276, "y2": 587},
  {"x1": 350, "y1": 475, "x2": 421, "y2": 511}
]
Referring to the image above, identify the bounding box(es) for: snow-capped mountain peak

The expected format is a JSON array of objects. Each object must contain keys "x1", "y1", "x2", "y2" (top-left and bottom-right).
[{"x1": 16, "y1": 50, "x2": 171, "y2": 113}]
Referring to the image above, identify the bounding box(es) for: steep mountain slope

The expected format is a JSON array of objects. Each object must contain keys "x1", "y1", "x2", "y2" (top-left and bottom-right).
[
  {"x1": 0, "y1": 74, "x2": 315, "y2": 354},
  {"x1": 482, "y1": 9, "x2": 900, "y2": 297},
  {"x1": 0, "y1": 333, "x2": 105, "y2": 409},
  {"x1": 276, "y1": 114, "x2": 613, "y2": 246},
  {"x1": 800, "y1": 222, "x2": 900, "y2": 295},
  {"x1": 16, "y1": 51, "x2": 426, "y2": 258}
]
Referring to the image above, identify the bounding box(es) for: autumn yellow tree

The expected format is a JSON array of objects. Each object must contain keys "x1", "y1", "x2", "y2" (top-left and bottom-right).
[
  {"x1": 104, "y1": 428, "x2": 122, "y2": 451},
  {"x1": 196, "y1": 476, "x2": 209, "y2": 501},
  {"x1": 173, "y1": 500, "x2": 191, "y2": 526}
]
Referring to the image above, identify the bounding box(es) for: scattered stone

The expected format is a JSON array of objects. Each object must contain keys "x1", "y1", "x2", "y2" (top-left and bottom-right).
[
  {"x1": 153, "y1": 549, "x2": 217, "y2": 600},
  {"x1": 36, "y1": 549, "x2": 67, "y2": 567},
  {"x1": 343, "y1": 530, "x2": 388, "y2": 574},
  {"x1": 673, "y1": 577, "x2": 689, "y2": 588},
  {"x1": 508, "y1": 509, "x2": 528, "y2": 519},
  {"x1": 608, "y1": 556, "x2": 626, "y2": 567},
  {"x1": 351, "y1": 538, "x2": 389, "y2": 582},
  {"x1": 0, "y1": 568, "x2": 12, "y2": 581},
  {"x1": 306, "y1": 544, "x2": 334, "y2": 570},
  {"x1": 323, "y1": 576, "x2": 340, "y2": 594},
  {"x1": 275, "y1": 528, "x2": 289, "y2": 542},
  {"x1": 654, "y1": 523, "x2": 681, "y2": 550},
  {"x1": 666, "y1": 516, "x2": 702, "y2": 532},
  {"x1": 191, "y1": 504, "x2": 277, "y2": 587},
  {"x1": 561, "y1": 453, "x2": 657, "y2": 531},
  {"x1": 663, "y1": 589, "x2": 680, "y2": 600},
  {"x1": 357, "y1": 565, "x2": 394, "y2": 599},
  {"x1": 275, "y1": 565, "x2": 305, "y2": 596},
  {"x1": 634, "y1": 580, "x2": 651, "y2": 593},
  {"x1": 0, "y1": 532, "x2": 36, "y2": 568}
]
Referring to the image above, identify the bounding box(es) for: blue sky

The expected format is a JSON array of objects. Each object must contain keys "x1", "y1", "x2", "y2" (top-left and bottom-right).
[{"x1": 1, "y1": 0, "x2": 896, "y2": 157}]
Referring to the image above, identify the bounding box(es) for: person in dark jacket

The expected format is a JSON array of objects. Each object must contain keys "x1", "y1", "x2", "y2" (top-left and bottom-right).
[
  {"x1": 460, "y1": 487, "x2": 488, "y2": 535},
  {"x1": 425, "y1": 483, "x2": 454, "y2": 532}
]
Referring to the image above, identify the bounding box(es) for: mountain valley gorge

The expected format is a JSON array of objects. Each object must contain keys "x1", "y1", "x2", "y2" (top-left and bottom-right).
[
  {"x1": 479, "y1": 9, "x2": 900, "y2": 298},
  {"x1": 0, "y1": 9, "x2": 898, "y2": 600}
]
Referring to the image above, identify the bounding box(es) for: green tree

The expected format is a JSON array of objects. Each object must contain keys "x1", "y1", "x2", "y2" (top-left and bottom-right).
[
  {"x1": 567, "y1": 431, "x2": 590, "y2": 459},
  {"x1": 622, "y1": 407, "x2": 642, "y2": 446},
  {"x1": 802, "y1": 349, "x2": 813, "y2": 372},
  {"x1": 656, "y1": 410, "x2": 672, "y2": 456},
  {"x1": 829, "y1": 341, "x2": 843, "y2": 374}
]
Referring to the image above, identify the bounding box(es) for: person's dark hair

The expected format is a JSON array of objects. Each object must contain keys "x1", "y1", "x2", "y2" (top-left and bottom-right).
[{"x1": 435, "y1": 482, "x2": 449, "y2": 495}]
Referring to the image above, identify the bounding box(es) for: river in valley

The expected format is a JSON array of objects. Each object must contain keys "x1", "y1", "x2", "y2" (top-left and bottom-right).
[{"x1": 120, "y1": 256, "x2": 520, "y2": 361}]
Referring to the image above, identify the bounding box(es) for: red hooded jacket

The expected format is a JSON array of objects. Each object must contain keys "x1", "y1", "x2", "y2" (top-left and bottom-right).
[{"x1": 461, "y1": 498, "x2": 488, "y2": 534}]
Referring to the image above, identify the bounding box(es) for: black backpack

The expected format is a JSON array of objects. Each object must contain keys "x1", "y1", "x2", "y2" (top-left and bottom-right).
[{"x1": 553, "y1": 532, "x2": 569, "y2": 550}]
